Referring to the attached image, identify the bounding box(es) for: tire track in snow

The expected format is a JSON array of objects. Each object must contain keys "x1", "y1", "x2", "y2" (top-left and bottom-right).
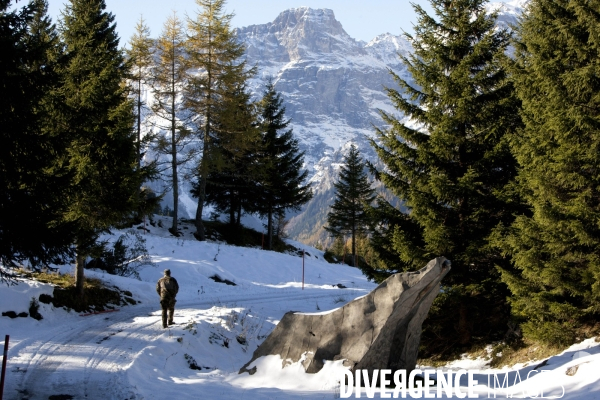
[
  {"x1": 9, "y1": 288, "x2": 356, "y2": 399},
  {"x1": 13, "y1": 305, "x2": 155, "y2": 400}
]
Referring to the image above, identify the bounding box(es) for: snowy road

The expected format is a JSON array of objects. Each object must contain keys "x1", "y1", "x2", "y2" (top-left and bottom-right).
[
  {"x1": 2, "y1": 222, "x2": 600, "y2": 399},
  {"x1": 6, "y1": 289, "x2": 352, "y2": 400}
]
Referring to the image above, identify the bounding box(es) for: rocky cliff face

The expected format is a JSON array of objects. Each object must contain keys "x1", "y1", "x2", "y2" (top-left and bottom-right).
[
  {"x1": 235, "y1": 7, "x2": 414, "y2": 245},
  {"x1": 238, "y1": 4, "x2": 521, "y2": 246},
  {"x1": 238, "y1": 7, "x2": 413, "y2": 166}
]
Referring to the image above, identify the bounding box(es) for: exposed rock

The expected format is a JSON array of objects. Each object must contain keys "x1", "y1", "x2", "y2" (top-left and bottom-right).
[
  {"x1": 209, "y1": 274, "x2": 237, "y2": 286},
  {"x1": 566, "y1": 362, "x2": 590, "y2": 376},
  {"x1": 38, "y1": 293, "x2": 53, "y2": 304},
  {"x1": 239, "y1": 257, "x2": 451, "y2": 375},
  {"x1": 237, "y1": 7, "x2": 411, "y2": 145},
  {"x1": 1, "y1": 311, "x2": 28, "y2": 318}
]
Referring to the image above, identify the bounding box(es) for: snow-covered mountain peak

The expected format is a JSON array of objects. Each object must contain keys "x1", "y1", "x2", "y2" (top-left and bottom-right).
[
  {"x1": 365, "y1": 32, "x2": 413, "y2": 63},
  {"x1": 274, "y1": 7, "x2": 338, "y2": 26},
  {"x1": 237, "y1": 7, "x2": 362, "y2": 62},
  {"x1": 487, "y1": 0, "x2": 527, "y2": 15},
  {"x1": 272, "y1": 7, "x2": 360, "y2": 60},
  {"x1": 488, "y1": 0, "x2": 529, "y2": 13},
  {"x1": 486, "y1": 0, "x2": 529, "y2": 30}
]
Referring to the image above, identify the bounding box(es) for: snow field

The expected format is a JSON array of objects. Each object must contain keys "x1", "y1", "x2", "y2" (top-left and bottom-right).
[{"x1": 1, "y1": 216, "x2": 599, "y2": 399}]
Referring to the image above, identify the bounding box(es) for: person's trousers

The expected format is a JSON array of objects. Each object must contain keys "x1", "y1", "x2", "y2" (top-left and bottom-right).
[{"x1": 160, "y1": 298, "x2": 176, "y2": 328}]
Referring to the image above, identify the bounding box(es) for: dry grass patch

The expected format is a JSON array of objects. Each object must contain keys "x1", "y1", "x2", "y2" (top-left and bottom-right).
[
  {"x1": 16, "y1": 268, "x2": 136, "y2": 313},
  {"x1": 418, "y1": 342, "x2": 493, "y2": 368},
  {"x1": 418, "y1": 339, "x2": 579, "y2": 370},
  {"x1": 18, "y1": 269, "x2": 103, "y2": 290},
  {"x1": 487, "y1": 341, "x2": 565, "y2": 368}
]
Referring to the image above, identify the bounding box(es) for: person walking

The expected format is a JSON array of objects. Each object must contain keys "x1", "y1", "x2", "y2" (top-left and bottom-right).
[{"x1": 156, "y1": 269, "x2": 179, "y2": 328}]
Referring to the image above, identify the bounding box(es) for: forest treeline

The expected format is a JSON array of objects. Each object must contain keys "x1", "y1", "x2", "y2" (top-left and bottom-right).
[
  {"x1": 324, "y1": 0, "x2": 600, "y2": 356},
  {"x1": 0, "y1": 0, "x2": 311, "y2": 297},
  {"x1": 3, "y1": 0, "x2": 600, "y2": 356}
]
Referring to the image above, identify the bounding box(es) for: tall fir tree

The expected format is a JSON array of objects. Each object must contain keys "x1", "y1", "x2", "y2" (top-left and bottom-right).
[
  {"x1": 149, "y1": 12, "x2": 195, "y2": 235},
  {"x1": 368, "y1": 0, "x2": 521, "y2": 353},
  {"x1": 495, "y1": 0, "x2": 600, "y2": 346},
  {"x1": 202, "y1": 80, "x2": 261, "y2": 227},
  {"x1": 59, "y1": 0, "x2": 142, "y2": 298},
  {"x1": 254, "y1": 82, "x2": 312, "y2": 250},
  {"x1": 325, "y1": 144, "x2": 376, "y2": 266},
  {"x1": 185, "y1": 0, "x2": 252, "y2": 240},
  {"x1": 0, "y1": 0, "x2": 73, "y2": 279}
]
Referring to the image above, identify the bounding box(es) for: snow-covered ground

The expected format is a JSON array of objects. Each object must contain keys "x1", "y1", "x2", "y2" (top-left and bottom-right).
[{"x1": 1, "y1": 216, "x2": 599, "y2": 399}]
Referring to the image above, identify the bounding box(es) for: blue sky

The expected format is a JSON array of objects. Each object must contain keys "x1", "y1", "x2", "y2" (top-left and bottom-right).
[{"x1": 42, "y1": 0, "x2": 505, "y2": 45}]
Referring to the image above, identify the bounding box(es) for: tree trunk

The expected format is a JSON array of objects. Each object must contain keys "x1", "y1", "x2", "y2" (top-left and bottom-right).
[
  {"x1": 137, "y1": 77, "x2": 142, "y2": 171},
  {"x1": 194, "y1": 72, "x2": 211, "y2": 241},
  {"x1": 195, "y1": 133, "x2": 209, "y2": 241},
  {"x1": 267, "y1": 206, "x2": 273, "y2": 250},
  {"x1": 458, "y1": 302, "x2": 471, "y2": 345},
  {"x1": 171, "y1": 165, "x2": 179, "y2": 234},
  {"x1": 229, "y1": 190, "x2": 235, "y2": 225},
  {"x1": 171, "y1": 81, "x2": 179, "y2": 234},
  {"x1": 135, "y1": 77, "x2": 142, "y2": 222},
  {"x1": 195, "y1": 170, "x2": 206, "y2": 240},
  {"x1": 169, "y1": 53, "x2": 179, "y2": 235},
  {"x1": 75, "y1": 244, "x2": 86, "y2": 301}
]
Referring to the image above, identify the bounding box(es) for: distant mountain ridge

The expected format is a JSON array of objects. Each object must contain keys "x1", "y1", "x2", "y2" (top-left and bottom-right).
[
  {"x1": 237, "y1": 7, "x2": 413, "y2": 147},
  {"x1": 232, "y1": 7, "x2": 416, "y2": 245},
  {"x1": 156, "y1": 3, "x2": 525, "y2": 247},
  {"x1": 238, "y1": 4, "x2": 523, "y2": 246}
]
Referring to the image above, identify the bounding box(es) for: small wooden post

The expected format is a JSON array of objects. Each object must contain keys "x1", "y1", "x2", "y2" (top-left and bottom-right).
[
  {"x1": 302, "y1": 250, "x2": 305, "y2": 290},
  {"x1": 0, "y1": 335, "x2": 9, "y2": 400}
]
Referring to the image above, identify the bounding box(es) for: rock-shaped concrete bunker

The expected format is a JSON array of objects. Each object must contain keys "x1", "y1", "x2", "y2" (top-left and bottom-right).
[{"x1": 240, "y1": 257, "x2": 450, "y2": 375}]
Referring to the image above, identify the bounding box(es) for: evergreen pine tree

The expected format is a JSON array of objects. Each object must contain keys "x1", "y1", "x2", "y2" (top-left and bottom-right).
[
  {"x1": 149, "y1": 12, "x2": 195, "y2": 235},
  {"x1": 495, "y1": 0, "x2": 600, "y2": 346},
  {"x1": 59, "y1": 0, "x2": 142, "y2": 298},
  {"x1": 0, "y1": 0, "x2": 73, "y2": 279},
  {"x1": 368, "y1": 0, "x2": 521, "y2": 351},
  {"x1": 185, "y1": 0, "x2": 252, "y2": 240},
  {"x1": 202, "y1": 80, "x2": 261, "y2": 226},
  {"x1": 330, "y1": 235, "x2": 346, "y2": 261},
  {"x1": 255, "y1": 82, "x2": 313, "y2": 250},
  {"x1": 325, "y1": 144, "x2": 376, "y2": 266}
]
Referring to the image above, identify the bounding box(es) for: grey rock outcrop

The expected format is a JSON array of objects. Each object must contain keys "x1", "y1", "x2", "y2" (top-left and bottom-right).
[
  {"x1": 239, "y1": 257, "x2": 451, "y2": 375},
  {"x1": 237, "y1": 7, "x2": 411, "y2": 137}
]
